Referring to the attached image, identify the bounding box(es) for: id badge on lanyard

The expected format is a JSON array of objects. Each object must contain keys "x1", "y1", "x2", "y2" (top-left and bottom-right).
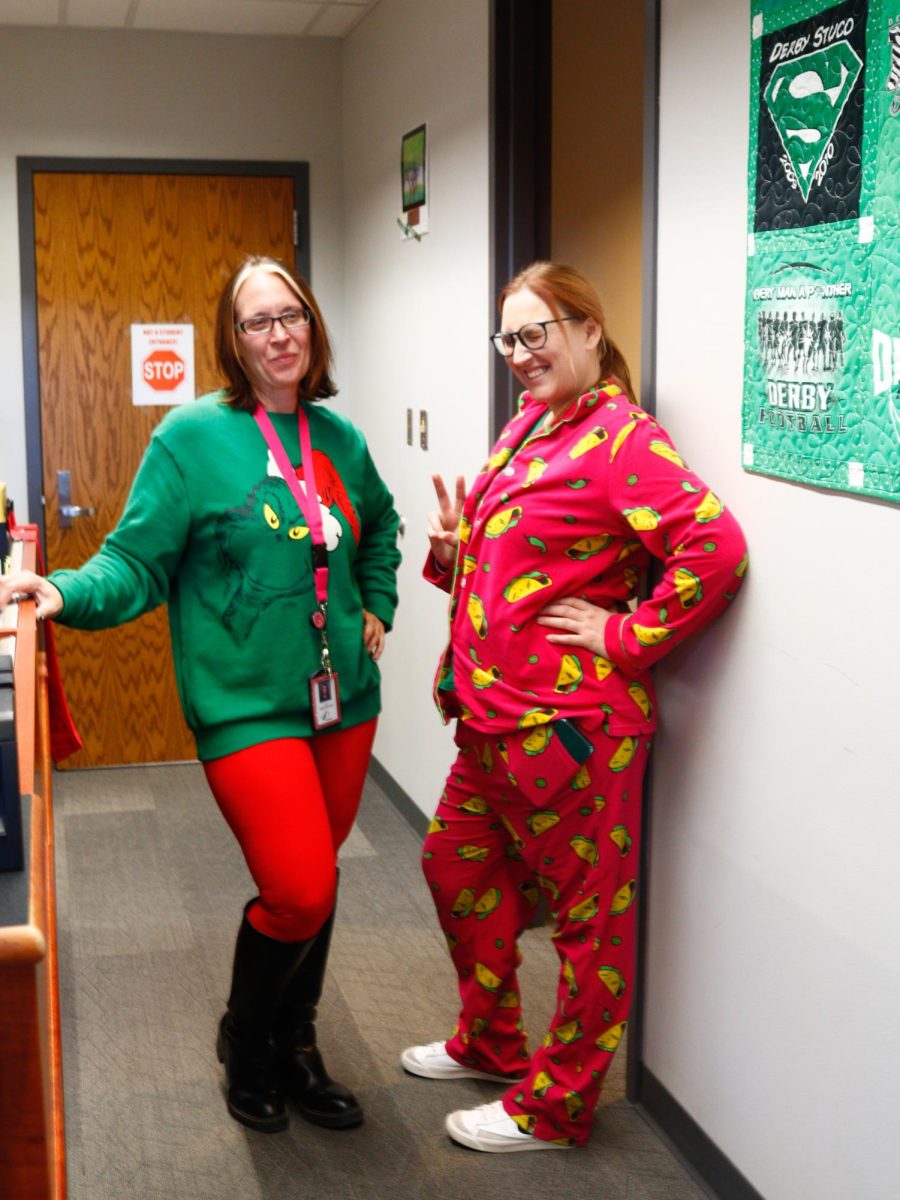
[
  {"x1": 310, "y1": 665, "x2": 341, "y2": 730},
  {"x1": 254, "y1": 405, "x2": 342, "y2": 730},
  {"x1": 308, "y1": 592, "x2": 341, "y2": 732}
]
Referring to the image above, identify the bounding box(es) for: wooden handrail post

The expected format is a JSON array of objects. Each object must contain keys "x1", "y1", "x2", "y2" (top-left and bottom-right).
[{"x1": 0, "y1": 538, "x2": 67, "y2": 1199}]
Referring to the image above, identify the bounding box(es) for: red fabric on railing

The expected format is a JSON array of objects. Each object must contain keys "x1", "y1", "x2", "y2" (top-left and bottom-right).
[{"x1": 8, "y1": 513, "x2": 84, "y2": 763}]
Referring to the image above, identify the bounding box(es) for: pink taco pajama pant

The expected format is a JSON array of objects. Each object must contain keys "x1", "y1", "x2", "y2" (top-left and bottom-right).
[{"x1": 421, "y1": 716, "x2": 650, "y2": 1146}]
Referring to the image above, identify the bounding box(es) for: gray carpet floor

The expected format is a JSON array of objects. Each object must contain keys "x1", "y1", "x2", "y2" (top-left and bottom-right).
[{"x1": 53, "y1": 763, "x2": 710, "y2": 1200}]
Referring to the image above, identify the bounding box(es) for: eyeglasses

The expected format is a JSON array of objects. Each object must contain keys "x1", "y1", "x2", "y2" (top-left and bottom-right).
[
  {"x1": 490, "y1": 316, "x2": 582, "y2": 357},
  {"x1": 235, "y1": 308, "x2": 311, "y2": 336}
]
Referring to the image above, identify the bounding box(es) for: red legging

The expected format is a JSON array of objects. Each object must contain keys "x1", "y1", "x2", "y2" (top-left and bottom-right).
[{"x1": 203, "y1": 720, "x2": 377, "y2": 942}]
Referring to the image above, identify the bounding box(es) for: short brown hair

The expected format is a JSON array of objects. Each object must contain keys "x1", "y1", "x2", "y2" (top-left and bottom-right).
[
  {"x1": 499, "y1": 261, "x2": 635, "y2": 403},
  {"x1": 215, "y1": 256, "x2": 338, "y2": 411}
]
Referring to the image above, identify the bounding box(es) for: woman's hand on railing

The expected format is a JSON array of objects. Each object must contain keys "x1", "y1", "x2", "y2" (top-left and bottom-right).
[{"x1": 0, "y1": 571, "x2": 64, "y2": 621}]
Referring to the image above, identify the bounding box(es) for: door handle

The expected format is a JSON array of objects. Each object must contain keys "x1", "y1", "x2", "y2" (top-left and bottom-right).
[{"x1": 57, "y1": 470, "x2": 96, "y2": 529}]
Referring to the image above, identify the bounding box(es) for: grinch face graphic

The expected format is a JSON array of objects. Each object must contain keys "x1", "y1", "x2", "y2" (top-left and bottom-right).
[{"x1": 215, "y1": 449, "x2": 359, "y2": 640}]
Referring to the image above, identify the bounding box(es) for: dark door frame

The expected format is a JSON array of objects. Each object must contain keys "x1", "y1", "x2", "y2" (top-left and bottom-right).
[
  {"x1": 631, "y1": 0, "x2": 662, "y2": 1103},
  {"x1": 490, "y1": 0, "x2": 660, "y2": 1105},
  {"x1": 489, "y1": 0, "x2": 553, "y2": 439},
  {"x1": 16, "y1": 156, "x2": 310, "y2": 544}
]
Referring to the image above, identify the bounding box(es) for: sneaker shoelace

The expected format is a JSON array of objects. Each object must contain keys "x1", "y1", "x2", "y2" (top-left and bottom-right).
[
  {"x1": 421, "y1": 1041, "x2": 447, "y2": 1056},
  {"x1": 472, "y1": 1100, "x2": 517, "y2": 1125}
]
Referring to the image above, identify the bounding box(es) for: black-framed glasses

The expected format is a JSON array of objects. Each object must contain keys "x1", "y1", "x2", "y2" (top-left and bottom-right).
[
  {"x1": 490, "y1": 316, "x2": 582, "y2": 357},
  {"x1": 235, "y1": 308, "x2": 311, "y2": 336}
]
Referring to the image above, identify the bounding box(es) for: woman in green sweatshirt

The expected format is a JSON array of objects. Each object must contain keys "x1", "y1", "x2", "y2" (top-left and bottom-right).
[{"x1": 0, "y1": 256, "x2": 401, "y2": 1135}]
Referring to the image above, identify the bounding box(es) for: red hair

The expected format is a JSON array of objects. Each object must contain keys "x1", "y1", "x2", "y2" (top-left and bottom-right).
[{"x1": 499, "y1": 261, "x2": 636, "y2": 403}]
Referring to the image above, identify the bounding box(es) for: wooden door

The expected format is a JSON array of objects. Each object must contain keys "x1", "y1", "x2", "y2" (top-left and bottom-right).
[{"x1": 34, "y1": 171, "x2": 296, "y2": 767}]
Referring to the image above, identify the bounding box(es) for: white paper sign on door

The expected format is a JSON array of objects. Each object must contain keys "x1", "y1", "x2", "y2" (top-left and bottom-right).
[{"x1": 131, "y1": 324, "x2": 195, "y2": 407}]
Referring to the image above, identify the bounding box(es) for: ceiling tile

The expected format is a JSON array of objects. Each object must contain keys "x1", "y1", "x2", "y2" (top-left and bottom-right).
[
  {"x1": 132, "y1": 0, "x2": 322, "y2": 37},
  {"x1": 68, "y1": 0, "x2": 133, "y2": 28},
  {"x1": 0, "y1": 0, "x2": 58, "y2": 25},
  {"x1": 0, "y1": 0, "x2": 377, "y2": 36}
]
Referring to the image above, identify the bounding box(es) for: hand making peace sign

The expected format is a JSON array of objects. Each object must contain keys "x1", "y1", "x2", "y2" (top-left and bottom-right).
[{"x1": 427, "y1": 473, "x2": 467, "y2": 570}]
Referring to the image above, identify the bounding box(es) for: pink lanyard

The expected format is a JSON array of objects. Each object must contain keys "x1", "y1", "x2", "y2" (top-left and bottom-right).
[{"x1": 253, "y1": 404, "x2": 329, "y2": 624}]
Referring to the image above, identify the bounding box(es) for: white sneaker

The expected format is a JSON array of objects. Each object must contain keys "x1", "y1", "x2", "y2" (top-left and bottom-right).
[
  {"x1": 445, "y1": 1099, "x2": 574, "y2": 1153},
  {"x1": 400, "y1": 1041, "x2": 520, "y2": 1084}
]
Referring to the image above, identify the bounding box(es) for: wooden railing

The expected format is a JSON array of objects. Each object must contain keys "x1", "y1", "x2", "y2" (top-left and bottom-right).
[{"x1": 0, "y1": 539, "x2": 66, "y2": 1199}]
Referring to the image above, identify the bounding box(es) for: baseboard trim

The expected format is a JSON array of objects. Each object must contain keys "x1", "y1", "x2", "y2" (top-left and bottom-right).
[
  {"x1": 368, "y1": 755, "x2": 429, "y2": 838},
  {"x1": 637, "y1": 1068, "x2": 766, "y2": 1200}
]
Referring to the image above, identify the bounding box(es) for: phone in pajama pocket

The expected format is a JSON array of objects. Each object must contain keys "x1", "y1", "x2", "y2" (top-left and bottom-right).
[{"x1": 554, "y1": 718, "x2": 594, "y2": 764}]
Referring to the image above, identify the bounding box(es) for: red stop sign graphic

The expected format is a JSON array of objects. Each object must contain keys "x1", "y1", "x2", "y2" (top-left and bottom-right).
[{"x1": 143, "y1": 349, "x2": 185, "y2": 391}]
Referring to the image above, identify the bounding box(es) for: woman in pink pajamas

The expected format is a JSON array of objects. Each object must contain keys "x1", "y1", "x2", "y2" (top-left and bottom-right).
[{"x1": 402, "y1": 262, "x2": 748, "y2": 1153}]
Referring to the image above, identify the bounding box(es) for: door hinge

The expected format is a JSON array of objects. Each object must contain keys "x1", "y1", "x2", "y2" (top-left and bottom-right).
[{"x1": 293, "y1": 209, "x2": 298, "y2": 246}]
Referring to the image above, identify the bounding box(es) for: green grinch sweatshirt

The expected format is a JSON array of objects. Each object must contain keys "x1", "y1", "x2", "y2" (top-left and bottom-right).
[{"x1": 50, "y1": 392, "x2": 401, "y2": 759}]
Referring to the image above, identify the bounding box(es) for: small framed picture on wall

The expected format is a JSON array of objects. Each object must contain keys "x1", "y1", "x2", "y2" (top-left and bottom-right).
[
  {"x1": 399, "y1": 123, "x2": 428, "y2": 239},
  {"x1": 401, "y1": 123, "x2": 426, "y2": 212}
]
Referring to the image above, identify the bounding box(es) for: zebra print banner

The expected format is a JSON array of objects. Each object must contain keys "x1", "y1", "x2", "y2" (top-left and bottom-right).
[
  {"x1": 743, "y1": 0, "x2": 900, "y2": 502},
  {"x1": 887, "y1": 21, "x2": 900, "y2": 94}
]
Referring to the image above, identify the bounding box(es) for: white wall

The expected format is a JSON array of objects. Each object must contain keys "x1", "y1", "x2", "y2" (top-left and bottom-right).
[
  {"x1": 649, "y1": 3, "x2": 900, "y2": 1198},
  {"x1": 341, "y1": 0, "x2": 491, "y2": 815},
  {"x1": 0, "y1": 27, "x2": 344, "y2": 522}
]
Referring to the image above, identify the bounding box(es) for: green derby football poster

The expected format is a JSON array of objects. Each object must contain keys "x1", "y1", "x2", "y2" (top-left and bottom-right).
[{"x1": 743, "y1": 0, "x2": 900, "y2": 502}]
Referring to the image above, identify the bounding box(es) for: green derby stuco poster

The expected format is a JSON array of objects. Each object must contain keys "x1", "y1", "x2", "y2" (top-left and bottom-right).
[{"x1": 743, "y1": 0, "x2": 900, "y2": 502}]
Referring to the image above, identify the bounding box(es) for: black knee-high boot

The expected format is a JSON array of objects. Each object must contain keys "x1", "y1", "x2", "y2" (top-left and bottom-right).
[
  {"x1": 274, "y1": 900, "x2": 364, "y2": 1128},
  {"x1": 216, "y1": 903, "x2": 314, "y2": 1133}
]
